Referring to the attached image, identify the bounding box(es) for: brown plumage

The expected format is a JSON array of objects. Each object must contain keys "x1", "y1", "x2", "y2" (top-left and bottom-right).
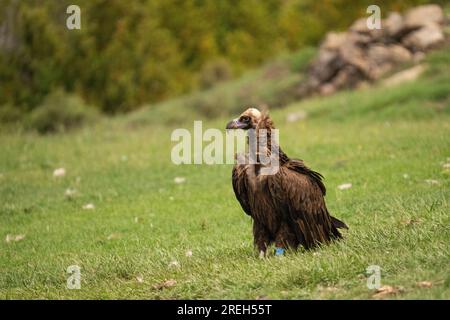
[{"x1": 226, "y1": 108, "x2": 348, "y2": 257}]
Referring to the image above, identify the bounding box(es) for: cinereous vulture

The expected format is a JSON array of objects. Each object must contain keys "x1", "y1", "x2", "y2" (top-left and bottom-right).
[{"x1": 226, "y1": 107, "x2": 348, "y2": 257}]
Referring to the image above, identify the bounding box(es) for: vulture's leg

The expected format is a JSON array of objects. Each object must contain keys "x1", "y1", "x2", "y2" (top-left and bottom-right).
[
  {"x1": 253, "y1": 222, "x2": 270, "y2": 258},
  {"x1": 274, "y1": 223, "x2": 297, "y2": 254}
]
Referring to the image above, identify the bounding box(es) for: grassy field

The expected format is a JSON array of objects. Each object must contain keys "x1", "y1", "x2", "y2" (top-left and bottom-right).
[{"x1": 1, "y1": 49, "x2": 449, "y2": 300}]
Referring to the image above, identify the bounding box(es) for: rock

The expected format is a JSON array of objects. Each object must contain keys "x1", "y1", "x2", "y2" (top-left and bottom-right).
[
  {"x1": 382, "y1": 64, "x2": 425, "y2": 87},
  {"x1": 349, "y1": 18, "x2": 383, "y2": 40},
  {"x1": 402, "y1": 23, "x2": 444, "y2": 51},
  {"x1": 82, "y1": 203, "x2": 95, "y2": 210},
  {"x1": 337, "y1": 183, "x2": 352, "y2": 190},
  {"x1": 403, "y1": 4, "x2": 444, "y2": 30},
  {"x1": 367, "y1": 44, "x2": 412, "y2": 79},
  {"x1": 383, "y1": 12, "x2": 404, "y2": 37},
  {"x1": 64, "y1": 188, "x2": 77, "y2": 198},
  {"x1": 350, "y1": 18, "x2": 369, "y2": 33},
  {"x1": 168, "y1": 260, "x2": 180, "y2": 268},
  {"x1": 174, "y1": 176, "x2": 186, "y2": 184},
  {"x1": 5, "y1": 234, "x2": 26, "y2": 243},
  {"x1": 53, "y1": 168, "x2": 66, "y2": 177},
  {"x1": 413, "y1": 51, "x2": 426, "y2": 62},
  {"x1": 321, "y1": 32, "x2": 347, "y2": 51},
  {"x1": 356, "y1": 81, "x2": 370, "y2": 90},
  {"x1": 339, "y1": 41, "x2": 369, "y2": 75},
  {"x1": 319, "y1": 83, "x2": 336, "y2": 96},
  {"x1": 346, "y1": 31, "x2": 373, "y2": 45},
  {"x1": 387, "y1": 44, "x2": 413, "y2": 63},
  {"x1": 331, "y1": 65, "x2": 361, "y2": 88},
  {"x1": 316, "y1": 50, "x2": 339, "y2": 68},
  {"x1": 309, "y1": 50, "x2": 341, "y2": 82},
  {"x1": 368, "y1": 44, "x2": 412, "y2": 64}
]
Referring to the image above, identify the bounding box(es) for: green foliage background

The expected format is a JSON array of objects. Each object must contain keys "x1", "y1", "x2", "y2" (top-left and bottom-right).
[{"x1": 0, "y1": 0, "x2": 444, "y2": 114}]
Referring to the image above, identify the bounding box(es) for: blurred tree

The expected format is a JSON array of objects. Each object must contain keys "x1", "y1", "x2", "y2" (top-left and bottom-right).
[{"x1": 0, "y1": 0, "x2": 445, "y2": 115}]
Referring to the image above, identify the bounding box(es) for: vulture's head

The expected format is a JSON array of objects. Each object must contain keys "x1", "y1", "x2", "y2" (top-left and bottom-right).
[{"x1": 226, "y1": 108, "x2": 262, "y2": 130}]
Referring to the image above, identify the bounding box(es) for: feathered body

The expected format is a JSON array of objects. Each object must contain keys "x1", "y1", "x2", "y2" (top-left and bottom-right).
[{"x1": 227, "y1": 108, "x2": 347, "y2": 256}]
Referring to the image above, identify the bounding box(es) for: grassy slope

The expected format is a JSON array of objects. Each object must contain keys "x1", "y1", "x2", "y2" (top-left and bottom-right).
[{"x1": 0, "y1": 50, "x2": 449, "y2": 300}]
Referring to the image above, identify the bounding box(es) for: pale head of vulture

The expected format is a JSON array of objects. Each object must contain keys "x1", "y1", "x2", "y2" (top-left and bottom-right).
[{"x1": 226, "y1": 108, "x2": 262, "y2": 130}]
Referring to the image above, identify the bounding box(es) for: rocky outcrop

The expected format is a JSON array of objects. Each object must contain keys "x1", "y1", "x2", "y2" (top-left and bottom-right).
[
  {"x1": 403, "y1": 4, "x2": 444, "y2": 30},
  {"x1": 402, "y1": 23, "x2": 445, "y2": 51},
  {"x1": 308, "y1": 4, "x2": 448, "y2": 95}
]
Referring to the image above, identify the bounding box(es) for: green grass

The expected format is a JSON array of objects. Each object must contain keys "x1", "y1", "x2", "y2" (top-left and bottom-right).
[{"x1": 1, "y1": 49, "x2": 449, "y2": 300}]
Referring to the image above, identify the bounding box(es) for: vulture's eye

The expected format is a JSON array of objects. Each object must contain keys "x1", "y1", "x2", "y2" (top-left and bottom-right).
[{"x1": 240, "y1": 116, "x2": 251, "y2": 123}]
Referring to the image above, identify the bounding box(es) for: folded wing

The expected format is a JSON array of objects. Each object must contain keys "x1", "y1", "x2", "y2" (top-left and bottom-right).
[
  {"x1": 268, "y1": 160, "x2": 342, "y2": 248},
  {"x1": 232, "y1": 164, "x2": 252, "y2": 216}
]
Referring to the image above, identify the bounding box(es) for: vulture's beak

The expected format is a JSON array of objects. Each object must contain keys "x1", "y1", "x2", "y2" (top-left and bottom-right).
[{"x1": 226, "y1": 119, "x2": 247, "y2": 130}]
